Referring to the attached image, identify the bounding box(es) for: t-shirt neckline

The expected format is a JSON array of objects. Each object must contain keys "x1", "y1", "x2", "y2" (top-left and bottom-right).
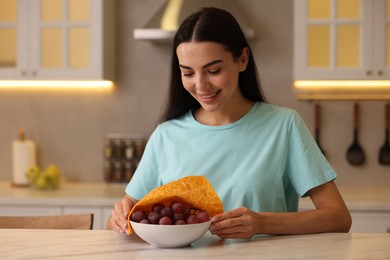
[{"x1": 188, "y1": 102, "x2": 261, "y2": 130}]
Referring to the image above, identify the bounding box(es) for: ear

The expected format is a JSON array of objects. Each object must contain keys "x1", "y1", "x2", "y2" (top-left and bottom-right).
[{"x1": 239, "y1": 47, "x2": 250, "y2": 72}]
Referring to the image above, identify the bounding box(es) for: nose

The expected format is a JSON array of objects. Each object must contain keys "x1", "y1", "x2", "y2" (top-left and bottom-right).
[{"x1": 195, "y1": 74, "x2": 210, "y2": 91}]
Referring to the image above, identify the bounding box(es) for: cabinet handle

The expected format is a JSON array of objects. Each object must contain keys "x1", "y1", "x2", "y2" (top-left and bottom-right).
[
  {"x1": 366, "y1": 70, "x2": 372, "y2": 76},
  {"x1": 21, "y1": 71, "x2": 27, "y2": 76},
  {"x1": 378, "y1": 70, "x2": 383, "y2": 76},
  {"x1": 31, "y1": 71, "x2": 37, "y2": 76}
]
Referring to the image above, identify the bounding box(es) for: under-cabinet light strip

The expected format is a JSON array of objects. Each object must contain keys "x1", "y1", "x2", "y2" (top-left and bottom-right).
[
  {"x1": 294, "y1": 80, "x2": 390, "y2": 89},
  {"x1": 0, "y1": 80, "x2": 114, "y2": 89},
  {"x1": 296, "y1": 94, "x2": 390, "y2": 100}
]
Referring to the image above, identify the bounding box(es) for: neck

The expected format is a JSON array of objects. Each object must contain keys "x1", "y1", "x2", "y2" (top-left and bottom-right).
[{"x1": 194, "y1": 97, "x2": 255, "y2": 126}]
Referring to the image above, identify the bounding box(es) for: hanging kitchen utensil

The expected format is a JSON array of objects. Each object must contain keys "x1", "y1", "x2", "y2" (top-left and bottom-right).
[
  {"x1": 314, "y1": 103, "x2": 326, "y2": 156},
  {"x1": 378, "y1": 103, "x2": 390, "y2": 165},
  {"x1": 346, "y1": 103, "x2": 366, "y2": 166}
]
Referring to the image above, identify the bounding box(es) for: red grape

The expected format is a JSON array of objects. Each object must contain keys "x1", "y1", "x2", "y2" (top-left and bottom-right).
[
  {"x1": 152, "y1": 203, "x2": 164, "y2": 214},
  {"x1": 182, "y1": 206, "x2": 190, "y2": 217},
  {"x1": 197, "y1": 212, "x2": 210, "y2": 223},
  {"x1": 148, "y1": 212, "x2": 161, "y2": 224},
  {"x1": 130, "y1": 210, "x2": 145, "y2": 222},
  {"x1": 186, "y1": 215, "x2": 200, "y2": 224},
  {"x1": 171, "y1": 201, "x2": 185, "y2": 213},
  {"x1": 175, "y1": 220, "x2": 186, "y2": 225},
  {"x1": 140, "y1": 219, "x2": 149, "y2": 224},
  {"x1": 173, "y1": 213, "x2": 185, "y2": 221},
  {"x1": 159, "y1": 216, "x2": 173, "y2": 225},
  {"x1": 160, "y1": 207, "x2": 173, "y2": 218}
]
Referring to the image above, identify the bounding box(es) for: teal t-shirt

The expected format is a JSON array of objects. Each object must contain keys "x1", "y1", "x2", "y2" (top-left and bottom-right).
[{"x1": 125, "y1": 102, "x2": 336, "y2": 213}]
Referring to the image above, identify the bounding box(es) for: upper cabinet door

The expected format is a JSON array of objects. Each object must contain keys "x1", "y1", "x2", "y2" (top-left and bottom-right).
[
  {"x1": 0, "y1": 0, "x2": 115, "y2": 80},
  {"x1": 373, "y1": 0, "x2": 390, "y2": 79},
  {"x1": 294, "y1": 0, "x2": 389, "y2": 80},
  {"x1": 0, "y1": 0, "x2": 28, "y2": 78}
]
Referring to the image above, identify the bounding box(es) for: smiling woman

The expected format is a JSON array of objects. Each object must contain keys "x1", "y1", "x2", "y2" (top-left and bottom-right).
[{"x1": 108, "y1": 7, "x2": 351, "y2": 239}]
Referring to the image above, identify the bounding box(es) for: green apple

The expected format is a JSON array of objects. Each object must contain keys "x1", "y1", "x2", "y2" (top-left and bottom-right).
[
  {"x1": 26, "y1": 165, "x2": 41, "y2": 183},
  {"x1": 43, "y1": 164, "x2": 61, "y2": 188},
  {"x1": 34, "y1": 175, "x2": 48, "y2": 189}
]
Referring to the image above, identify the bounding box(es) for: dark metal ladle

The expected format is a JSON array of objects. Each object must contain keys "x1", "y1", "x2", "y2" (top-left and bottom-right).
[
  {"x1": 346, "y1": 103, "x2": 366, "y2": 166},
  {"x1": 379, "y1": 103, "x2": 390, "y2": 165}
]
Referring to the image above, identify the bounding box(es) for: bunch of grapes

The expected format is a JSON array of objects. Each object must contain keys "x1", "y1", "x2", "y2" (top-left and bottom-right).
[{"x1": 130, "y1": 201, "x2": 210, "y2": 225}]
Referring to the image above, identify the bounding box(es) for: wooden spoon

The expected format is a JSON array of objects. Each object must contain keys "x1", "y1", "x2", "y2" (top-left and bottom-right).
[
  {"x1": 378, "y1": 103, "x2": 390, "y2": 165},
  {"x1": 314, "y1": 103, "x2": 326, "y2": 156},
  {"x1": 346, "y1": 103, "x2": 366, "y2": 166}
]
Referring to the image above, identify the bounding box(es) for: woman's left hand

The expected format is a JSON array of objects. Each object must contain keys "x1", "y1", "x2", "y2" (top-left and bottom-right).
[{"x1": 209, "y1": 207, "x2": 261, "y2": 239}]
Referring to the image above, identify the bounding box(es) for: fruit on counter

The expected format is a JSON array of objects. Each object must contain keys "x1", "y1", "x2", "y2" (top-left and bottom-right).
[
  {"x1": 131, "y1": 201, "x2": 210, "y2": 225},
  {"x1": 43, "y1": 164, "x2": 61, "y2": 187},
  {"x1": 25, "y1": 165, "x2": 40, "y2": 183},
  {"x1": 25, "y1": 164, "x2": 62, "y2": 190}
]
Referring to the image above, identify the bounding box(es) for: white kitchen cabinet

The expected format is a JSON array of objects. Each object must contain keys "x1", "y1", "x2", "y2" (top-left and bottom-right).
[
  {"x1": 294, "y1": 0, "x2": 390, "y2": 80},
  {"x1": 102, "y1": 207, "x2": 113, "y2": 229},
  {"x1": 63, "y1": 206, "x2": 104, "y2": 230},
  {"x1": 350, "y1": 212, "x2": 390, "y2": 233},
  {"x1": 63, "y1": 206, "x2": 115, "y2": 230},
  {"x1": 0, "y1": 0, "x2": 115, "y2": 80}
]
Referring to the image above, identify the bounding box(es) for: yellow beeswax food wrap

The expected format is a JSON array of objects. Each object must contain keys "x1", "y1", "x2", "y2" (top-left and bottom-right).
[{"x1": 127, "y1": 176, "x2": 223, "y2": 234}]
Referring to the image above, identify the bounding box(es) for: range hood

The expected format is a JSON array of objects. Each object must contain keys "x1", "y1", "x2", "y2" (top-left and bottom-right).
[{"x1": 133, "y1": 0, "x2": 255, "y2": 43}]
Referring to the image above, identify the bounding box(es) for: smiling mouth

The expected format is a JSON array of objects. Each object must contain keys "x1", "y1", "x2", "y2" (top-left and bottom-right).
[{"x1": 199, "y1": 90, "x2": 220, "y2": 100}]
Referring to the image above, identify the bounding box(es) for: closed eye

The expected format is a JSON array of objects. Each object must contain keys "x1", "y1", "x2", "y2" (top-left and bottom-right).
[
  {"x1": 209, "y1": 69, "x2": 221, "y2": 75},
  {"x1": 182, "y1": 72, "x2": 194, "y2": 77}
]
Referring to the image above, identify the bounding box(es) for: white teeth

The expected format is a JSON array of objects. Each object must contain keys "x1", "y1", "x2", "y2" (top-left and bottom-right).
[{"x1": 200, "y1": 92, "x2": 217, "y2": 99}]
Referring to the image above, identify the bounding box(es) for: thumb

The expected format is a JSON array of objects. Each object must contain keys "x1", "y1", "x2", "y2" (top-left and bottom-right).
[{"x1": 122, "y1": 196, "x2": 135, "y2": 217}]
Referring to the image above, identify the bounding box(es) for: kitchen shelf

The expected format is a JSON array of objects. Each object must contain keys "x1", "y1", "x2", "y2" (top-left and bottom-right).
[{"x1": 133, "y1": 28, "x2": 255, "y2": 43}]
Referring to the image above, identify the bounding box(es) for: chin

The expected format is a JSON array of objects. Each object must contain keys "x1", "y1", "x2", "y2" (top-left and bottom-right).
[{"x1": 199, "y1": 103, "x2": 220, "y2": 112}]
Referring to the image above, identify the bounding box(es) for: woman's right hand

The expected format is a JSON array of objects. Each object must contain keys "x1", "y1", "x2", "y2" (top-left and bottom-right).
[{"x1": 109, "y1": 195, "x2": 138, "y2": 234}]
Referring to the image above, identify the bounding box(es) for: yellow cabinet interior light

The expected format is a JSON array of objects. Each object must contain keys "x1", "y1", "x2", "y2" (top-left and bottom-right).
[
  {"x1": 294, "y1": 80, "x2": 390, "y2": 100},
  {"x1": 0, "y1": 80, "x2": 114, "y2": 90}
]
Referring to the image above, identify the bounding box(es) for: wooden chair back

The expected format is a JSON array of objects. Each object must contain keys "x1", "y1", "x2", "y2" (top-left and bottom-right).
[{"x1": 0, "y1": 213, "x2": 94, "y2": 230}]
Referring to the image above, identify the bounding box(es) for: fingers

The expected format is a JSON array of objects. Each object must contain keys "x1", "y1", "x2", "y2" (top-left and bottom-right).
[
  {"x1": 211, "y1": 207, "x2": 247, "y2": 223},
  {"x1": 111, "y1": 195, "x2": 136, "y2": 234},
  {"x1": 122, "y1": 196, "x2": 134, "y2": 218},
  {"x1": 111, "y1": 201, "x2": 127, "y2": 234},
  {"x1": 209, "y1": 207, "x2": 256, "y2": 239}
]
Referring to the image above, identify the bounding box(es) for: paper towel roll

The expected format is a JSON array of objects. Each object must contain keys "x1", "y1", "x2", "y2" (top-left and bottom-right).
[{"x1": 12, "y1": 130, "x2": 37, "y2": 187}]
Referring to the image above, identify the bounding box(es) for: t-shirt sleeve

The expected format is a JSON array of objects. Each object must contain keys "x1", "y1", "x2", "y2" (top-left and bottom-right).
[
  {"x1": 286, "y1": 110, "x2": 337, "y2": 197},
  {"x1": 125, "y1": 127, "x2": 162, "y2": 200}
]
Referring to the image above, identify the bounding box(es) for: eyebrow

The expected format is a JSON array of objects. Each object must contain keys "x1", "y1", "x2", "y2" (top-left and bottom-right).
[{"x1": 179, "y1": 60, "x2": 223, "y2": 70}]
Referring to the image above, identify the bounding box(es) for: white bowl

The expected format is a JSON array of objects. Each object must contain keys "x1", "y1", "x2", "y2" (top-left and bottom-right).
[{"x1": 130, "y1": 220, "x2": 211, "y2": 248}]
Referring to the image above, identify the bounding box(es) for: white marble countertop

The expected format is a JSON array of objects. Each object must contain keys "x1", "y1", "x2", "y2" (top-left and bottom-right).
[
  {"x1": 0, "y1": 229, "x2": 389, "y2": 259},
  {"x1": 0, "y1": 182, "x2": 127, "y2": 206},
  {"x1": 0, "y1": 181, "x2": 389, "y2": 211}
]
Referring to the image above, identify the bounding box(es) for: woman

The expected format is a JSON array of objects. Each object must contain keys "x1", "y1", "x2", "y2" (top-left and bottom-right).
[{"x1": 108, "y1": 7, "x2": 351, "y2": 239}]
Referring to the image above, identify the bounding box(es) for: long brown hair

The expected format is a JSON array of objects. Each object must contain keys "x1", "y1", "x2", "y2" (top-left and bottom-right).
[{"x1": 159, "y1": 7, "x2": 266, "y2": 123}]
